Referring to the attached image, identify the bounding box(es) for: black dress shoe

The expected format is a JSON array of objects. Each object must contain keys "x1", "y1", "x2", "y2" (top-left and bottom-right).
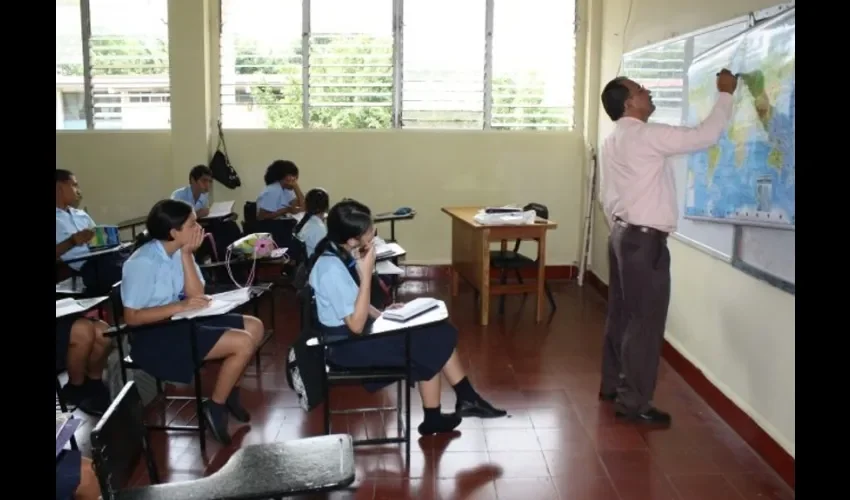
[
  {"x1": 598, "y1": 391, "x2": 617, "y2": 402},
  {"x1": 456, "y1": 398, "x2": 507, "y2": 419},
  {"x1": 202, "y1": 401, "x2": 232, "y2": 445},
  {"x1": 615, "y1": 407, "x2": 672, "y2": 425}
]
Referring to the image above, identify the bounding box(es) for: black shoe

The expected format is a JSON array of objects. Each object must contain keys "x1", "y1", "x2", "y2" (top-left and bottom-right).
[
  {"x1": 456, "y1": 398, "x2": 508, "y2": 419},
  {"x1": 226, "y1": 400, "x2": 251, "y2": 423},
  {"x1": 615, "y1": 407, "x2": 672, "y2": 425},
  {"x1": 598, "y1": 391, "x2": 617, "y2": 402},
  {"x1": 418, "y1": 413, "x2": 462, "y2": 436},
  {"x1": 60, "y1": 383, "x2": 107, "y2": 416},
  {"x1": 202, "y1": 401, "x2": 232, "y2": 445}
]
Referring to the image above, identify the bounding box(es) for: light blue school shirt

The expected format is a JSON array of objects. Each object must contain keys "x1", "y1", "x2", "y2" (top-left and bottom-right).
[
  {"x1": 256, "y1": 183, "x2": 296, "y2": 214},
  {"x1": 171, "y1": 186, "x2": 209, "y2": 211},
  {"x1": 121, "y1": 239, "x2": 206, "y2": 310},
  {"x1": 56, "y1": 206, "x2": 96, "y2": 271},
  {"x1": 297, "y1": 215, "x2": 327, "y2": 257},
  {"x1": 309, "y1": 253, "x2": 358, "y2": 328}
]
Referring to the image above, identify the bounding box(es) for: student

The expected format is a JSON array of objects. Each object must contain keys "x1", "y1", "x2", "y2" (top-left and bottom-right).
[
  {"x1": 120, "y1": 199, "x2": 266, "y2": 445},
  {"x1": 172, "y1": 165, "x2": 243, "y2": 262},
  {"x1": 57, "y1": 316, "x2": 112, "y2": 416},
  {"x1": 293, "y1": 188, "x2": 330, "y2": 259},
  {"x1": 55, "y1": 169, "x2": 127, "y2": 295},
  {"x1": 56, "y1": 449, "x2": 101, "y2": 500},
  {"x1": 256, "y1": 160, "x2": 305, "y2": 220},
  {"x1": 308, "y1": 200, "x2": 507, "y2": 436},
  {"x1": 171, "y1": 165, "x2": 213, "y2": 218}
]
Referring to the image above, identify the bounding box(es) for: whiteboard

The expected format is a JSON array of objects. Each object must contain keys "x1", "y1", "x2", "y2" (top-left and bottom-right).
[{"x1": 620, "y1": 4, "x2": 795, "y2": 294}]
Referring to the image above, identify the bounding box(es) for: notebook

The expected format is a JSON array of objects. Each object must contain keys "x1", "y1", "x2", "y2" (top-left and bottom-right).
[
  {"x1": 56, "y1": 296, "x2": 109, "y2": 318},
  {"x1": 88, "y1": 225, "x2": 120, "y2": 250},
  {"x1": 171, "y1": 288, "x2": 253, "y2": 320},
  {"x1": 203, "y1": 201, "x2": 235, "y2": 219},
  {"x1": 381, "y1": 297, "x2": 440, "y2": 322},
  {"x1": 375, "y1": 241, "x2": 405, "y2": 259}
]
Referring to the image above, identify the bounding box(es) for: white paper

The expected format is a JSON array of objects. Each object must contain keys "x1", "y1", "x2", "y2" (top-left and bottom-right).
[
  {"x1": 372, "y1": 300, "x2": 448, "y2": 334},
  {"x1": 375, "y1": 242, "x2": 405, "y2": 259},
  {"x1": 375, "y1": 260, "x2": 403, "y2": 275},
  {"x1": 56, "y1": 296, "x2": 109, "y2": 318},
  {"x1": 203, "y1": 201, "x2": 235, "y2": 219},
  {"x1": 55, "y1": 277, "x2": 85, "y2": 295},
  {"x1": 170, "y1": 288, "x2": 252, "y2": 320}
]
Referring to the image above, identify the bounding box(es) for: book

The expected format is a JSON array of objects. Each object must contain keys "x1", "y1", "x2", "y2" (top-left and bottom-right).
[{"x1": 381, "y1": 297, "x2": 440, "y2": 322}]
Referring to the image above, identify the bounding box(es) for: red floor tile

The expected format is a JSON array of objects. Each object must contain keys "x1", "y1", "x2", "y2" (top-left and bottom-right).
[{"x1": 65, "y1": 281, "x2": 794, "y2": 499}]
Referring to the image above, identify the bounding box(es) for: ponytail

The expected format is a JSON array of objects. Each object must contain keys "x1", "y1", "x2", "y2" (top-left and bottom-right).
[
  {"x1": 293, "y1": 212, "x2": 314, "y2": 236},
  {"x1": 132, "y1": 230, "x2": 155, "y2": 253}
]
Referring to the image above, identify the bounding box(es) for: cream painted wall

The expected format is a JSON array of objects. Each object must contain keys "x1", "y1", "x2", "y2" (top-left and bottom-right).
[
  {"x1": 55, "y1": 0, "x2": 586, "y2": 267},
  {"x1": 588, "y1": 0, "x2": 795, "y2": 456}
]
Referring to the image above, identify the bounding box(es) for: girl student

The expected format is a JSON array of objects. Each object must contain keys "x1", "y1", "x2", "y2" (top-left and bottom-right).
[
  {"x1": 293, "y1": 187, "x2": 330, "y2": 259},
  {"x1": 307, "y1": 199, "x2": 507, "y2": 436},
  {"x1": 120, "y1": 199, "x2": 265, "y2": 444}
]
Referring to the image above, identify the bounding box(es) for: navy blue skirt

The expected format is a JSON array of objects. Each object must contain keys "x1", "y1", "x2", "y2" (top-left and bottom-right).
[
  {"x1": 56, "y1": 449, "x2": 81, "y2": 500},
  {"x1": 324, "y1": 320, "x2": 458, "y2": 391},
  {"x1": 130, "y1": 313, "x2": 244, "y2": 384}
]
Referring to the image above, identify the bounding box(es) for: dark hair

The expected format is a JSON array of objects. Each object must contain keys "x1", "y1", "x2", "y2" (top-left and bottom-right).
[
  {"x1": 56, "y1": 169, "x2": 74, "y2": 183},
  {"x1": 293, "y1": 188, "x2": 330, "y2": 235},
  {"x1": 306, "y1": 199, "x2": 373, "y2": 272},
  {"x1": 263, "y1": 160, "x2": 299, "y2": 185},
  {"x1": 600, "y1": 76, "x2": 631, "y2": 121},
  {"x1": 133, "y1": 199, "x2": 194, "y2": 250},
  {"x1": 189, "y1": 165, "x2": 213, "y2": 181}
]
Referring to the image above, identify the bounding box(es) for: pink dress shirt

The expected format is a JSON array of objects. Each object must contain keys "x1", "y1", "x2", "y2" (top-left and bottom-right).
[{"x1": 600, "y1": 92, "x2": 734, "y2": 232}]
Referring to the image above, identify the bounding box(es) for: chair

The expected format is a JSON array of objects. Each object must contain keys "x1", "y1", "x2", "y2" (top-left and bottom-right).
[
  {"x1": 105, "y1": 284, "x2": 212, "y2": 452},
  {"x1": 55, "y1": 368, "x2": 79, "y2": 451},
  {"x1": 490, "y1": 202, "x2": 557, "y2": 315},
  {"x1": 91, "y1": 381, "x2": 356, "y2": 500},
  {"x1": 242, "y1": 201, "x2": 258, "y2": 235},
  {"x1": 297, "y1": 286, "x2": 412, "y2": 463}
]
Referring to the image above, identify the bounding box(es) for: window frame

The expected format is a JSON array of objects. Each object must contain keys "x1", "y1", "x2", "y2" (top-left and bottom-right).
[{"x1": 218, "y1": 0, "x2": 579, "y2": 130}]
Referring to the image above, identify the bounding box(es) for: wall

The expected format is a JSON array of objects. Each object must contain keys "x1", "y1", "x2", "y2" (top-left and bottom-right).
[
  {"x1": 589, "y1": 0, "x2": 795, "y2": 456},
  {"x1": 55, "y1": 0, "x2": 588, "y2": 267}
]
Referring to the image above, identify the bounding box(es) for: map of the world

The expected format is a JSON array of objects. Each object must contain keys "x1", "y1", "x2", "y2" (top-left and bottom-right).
[{"x1": 684, "y1": 8, "x2": 795, "y2": 228}]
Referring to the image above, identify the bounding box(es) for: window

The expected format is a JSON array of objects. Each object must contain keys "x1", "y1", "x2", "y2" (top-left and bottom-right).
[
  {"x1": 54, "y1": 0, "x2": 171, "y2": 130},
  {"x1": 491, "y1": 0, "x2": 576, "y2": 129},
  {"x1": 621, "y1": 3, "x2": 792, "y2": 127},
  {"x1": 220, "y1": 0, "x2": 578, "y2": 130},
  {"x1": 401, "y1": 0, "x2": 486, "y2": 129},
  {"x1": 220, "y1": 0, "x2": 303, "y2": 129},
  {"x1": 309, "y1": 0, "x2": 394, "y2": 129}
]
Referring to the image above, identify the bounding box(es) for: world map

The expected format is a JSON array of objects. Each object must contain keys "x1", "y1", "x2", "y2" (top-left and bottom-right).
[{"x1": 684, "y1": 8, "x2": 795, "y2": 228}]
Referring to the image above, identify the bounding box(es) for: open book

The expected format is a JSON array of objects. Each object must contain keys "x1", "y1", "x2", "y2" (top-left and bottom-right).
[
  {"x1": 171, "y1": 288, "x2": 253, "y2": 320},
  {"x1": 203, "y1": 201, "x2": 235, "y2": 219},
  {"x1": 381, "y1": 297, "x2": 440, "y2": 322}
]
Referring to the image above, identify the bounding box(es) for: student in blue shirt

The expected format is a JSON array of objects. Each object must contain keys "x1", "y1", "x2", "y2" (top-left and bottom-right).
[
  {"x1": 308, "y1": 200, "x2": 507, "y2": 436},
  {"x1": 256, "y1": 160, "x2": 305, "y2": 220},
  {"x1": 56, "y1": 315, "x2": 112, "y2": 415},
  {"x1": 293, "y1": 188, "x2": 330, "y2": 259},
  {"x1": 171, "y1": 165, "x2": 213, "y2": 218},
  {"x1": 56, "y1": 169, "x2": 127, "y2": 294},
  {"x1": 172, "y1": 165, "x2": 243, "y2": 262},
  {"x1": 121, "y1": 199, "x2": 265, "y2": 445}
]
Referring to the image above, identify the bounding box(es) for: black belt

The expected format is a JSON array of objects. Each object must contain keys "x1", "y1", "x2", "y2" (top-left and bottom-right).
[{"x1": 613, "y1": 217, "x2": 668, "y2": 238}]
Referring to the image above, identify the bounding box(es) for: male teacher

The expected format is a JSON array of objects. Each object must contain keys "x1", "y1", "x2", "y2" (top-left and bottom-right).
[{"x1": 597, "y1": 68, "x2": 738, "y2": 424}]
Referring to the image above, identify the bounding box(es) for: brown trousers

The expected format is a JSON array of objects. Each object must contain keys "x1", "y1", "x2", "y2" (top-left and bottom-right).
[{"x1": 600, "y1": 221, "x2": 671, "y2": 414}]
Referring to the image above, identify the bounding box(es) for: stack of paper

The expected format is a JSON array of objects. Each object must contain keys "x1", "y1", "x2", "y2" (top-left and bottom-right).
[
  {"x1": 381, "y1": 297, "x2": 440, "y2": 322},
  {"x1": 473, "y1": 209, "x2": 537, "y2": 226},
  {"x1": 376, "y1": 241, "x2": 405, "y2": 259}
]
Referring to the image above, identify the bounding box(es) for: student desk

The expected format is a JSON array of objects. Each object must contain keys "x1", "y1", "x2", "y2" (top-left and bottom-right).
[{"x1": 441, "y1": 206, "x2": 558, "y2": 326}]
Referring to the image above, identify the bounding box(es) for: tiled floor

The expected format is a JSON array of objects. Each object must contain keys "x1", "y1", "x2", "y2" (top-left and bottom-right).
[{"x1": 67, "y1": 278, "x2": 794, "y2": 499}]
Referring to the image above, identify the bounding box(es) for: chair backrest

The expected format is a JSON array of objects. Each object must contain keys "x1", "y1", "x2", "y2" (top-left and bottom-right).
[
  {"x1": 511, "y1": 202, "x2": 550, "y2": 253},
  {"x1": 243, "y1": 201, "x2": 258, "y2": 226},
  {"x1": 91, "y1": 381, "x2": 159, "y2": 499},
  {"x1": 109, "y1": 282, "x2": 125, "y2": 326}
]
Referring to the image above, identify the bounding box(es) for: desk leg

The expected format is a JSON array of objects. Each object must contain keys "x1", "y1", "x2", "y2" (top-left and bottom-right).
[{"x1": 535, "y1": 235, "x2": 548, "y2": 323}]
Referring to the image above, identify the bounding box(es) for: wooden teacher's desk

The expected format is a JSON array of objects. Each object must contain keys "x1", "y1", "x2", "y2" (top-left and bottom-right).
[{"x1": 441, "y1": 207, "x2": 558, "y2": 326}]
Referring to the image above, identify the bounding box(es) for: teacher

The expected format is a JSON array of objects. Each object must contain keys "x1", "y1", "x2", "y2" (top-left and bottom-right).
[{"x1": 596, "y1": 68, "x2": 738, "y2": 424}]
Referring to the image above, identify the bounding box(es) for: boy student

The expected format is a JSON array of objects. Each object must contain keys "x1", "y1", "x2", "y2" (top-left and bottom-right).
[
  {"x1": 172, "y1": 165, "x2": 243, "y2": 261},
  {"x1": 55, "y1": 169, "x2": 126, "y2": 294},
  {"x1": 171, "y1": 164, "x2": 213, "y2": 218}
]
